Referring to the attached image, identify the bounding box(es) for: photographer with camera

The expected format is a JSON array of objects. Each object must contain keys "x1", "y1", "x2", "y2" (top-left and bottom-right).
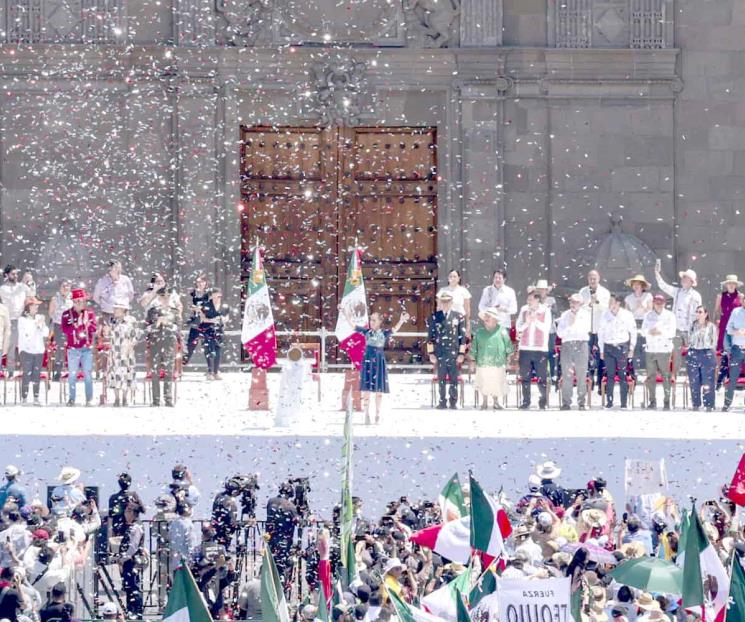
[
  {"x1": 113, "y1": 502, "x2": 146, "y2": 618},
  {"x1": 108, "y1": 473, "x2": 145, "y2": 540},
  {"x1": 211, "y1": 478, "x2": 241, "y2": 548},
  {"x1": 192, "y1": 524, "x2": 236, "y2": 617},
  {"x1": 266, "y1": 482, "x2": 299, "y2": 583},
  {"x1": 182, "y1": 273, "x2": 210, "y2": 368},
  {"x1": 168, "y1": 465, "x2": 201, "y2": 514}
]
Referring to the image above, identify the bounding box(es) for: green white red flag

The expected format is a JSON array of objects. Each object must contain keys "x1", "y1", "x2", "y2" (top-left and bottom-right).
[
  {"x1": 439, "y1": 473, "x2": 467, "y2": 522},
  {"x1": 469, "y1": 474, "x2": 512, "y2": 560},
  {"x1": 241, "y1": 244, "x2": 277, "y2": 369},
  {"x1": 340, "y1": 398, "x2": 356, "y2": 586},
  {"x1": 410, "y1": 517, "x2": 472, "y2": 564},
  {"x1": 726, "y1": 555, "x2": 745, "y2": 622},
  {"x1": 260, "y1": 545, "x2": 290, "y2": 622},
  {"x1": 162, "y1": 562, "x2": 212, "y2": 622},
  {"x1": 388, "y1": 584, "x2": 448, "y2": 622},
  {"x1": 335, "y1": 247, "x2": 367, "y2": 369},
  {"x1": 680, "y1": 505, "x2": 730, "y2": 622},
  {"x1": 726, "y1": 453, "x2": 745, "y2": 506}
]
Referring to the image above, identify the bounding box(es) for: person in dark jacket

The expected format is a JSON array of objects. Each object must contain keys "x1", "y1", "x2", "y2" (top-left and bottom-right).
[
  {"x1": 426, "y1": 291, "x2": 467, "y2": 409},
  {"x1": 145, "y1": 288, "x2": 180, "y2": 407},
  {"x1": 200, "y1": 289, "x2": 228, "y2": 381},
  {"x1": 536, "y1": 461, "x2": 567, "y2": 508},
  {"x1": 265, "y1": 482, "x2": 298, "y2": 582},
  {"x1": 182, "y1": 274, "x2": 210, "y2": 367}
]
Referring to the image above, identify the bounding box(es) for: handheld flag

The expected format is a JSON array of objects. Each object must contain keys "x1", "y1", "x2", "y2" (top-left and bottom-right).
[
  {"x1": 439, "y1": 473, "x2": 467, "y2": 522},
  {"x1": 727, "y1": 453, "x2": 745, "y2": 506},
  {"x1": 410, "y1": 517, "x2": 471, "y2": 564},
  {"x1": 469, "y1": 474, "x2": 512, "y2": 560},
  {"x1": 241, "y1": 244, "x2": 277, "y2": 368},
  {"x1": 681, "y1": 505, "x2": 730, "y2": 622},
  {"x1": 726, "y1": 556, "x2": 745, "y2": 622},
  {"x1": 340, "y1": 397, "x2": 356, "y2": 586},
  {"x1": 335, "y1": 246, "x2": 368, "y2": 369},
  {"x1": 162, "y1": 563, "x2": 212, "y2": 622},
  {"x1": 260, "y1": 545, "x2": 290, "y2": 622}
]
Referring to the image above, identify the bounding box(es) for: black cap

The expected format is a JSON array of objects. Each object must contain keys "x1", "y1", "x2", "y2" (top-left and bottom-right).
[{"x1": 52, "y1": 582, "x2": 67, "y2": 596}]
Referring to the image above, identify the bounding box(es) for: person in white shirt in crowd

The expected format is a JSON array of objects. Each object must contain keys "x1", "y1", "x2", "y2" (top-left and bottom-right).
[
  {"x1": 168, "y1": 504, "x2": 195, "y2": 576},
  {"x1": 654, "y1": 264, "x2": 702, "y2": 377},
  {"x1": 51, "y1": 467, "x2": 86, "y2": 517},
  {"x1": 556, "y1": 294, "x2": 591, "y2": 411},
  {"x1": 478, "y1": 269, "x2": 518, "y2": 330},
  {"x1": 578, "y1": 269, "x2": 611, "y2": 392},
  {"x1": 437, "y1": 270, "x2": 472, "y2": 338},
  {"x1": 93, "y1": 260, "x2": 135, "y2": 326},
  {"x1": 516, "y1": 292, "x2": 552, "y2": 410},
  {"x1": 598, "y1": 294, "x2": 637, "y2": 409},
  {"x1": 624, "y1": 274, "x2": 653, "y2": 376},
  {"x1": 531, "y1": 280, "x2": 558, "y2": 387},
  {"x1": 17, "y1": 296, "x2": 49, "y2": 405},
  {"x1": 168, "y1": 464, "x2": 201, "y2": 512},
  {"x1": 48, "y1": 280, "x2": 72, "y2": 381},
  {"x1": 0, "y1": 265, "x2": 31, "y2": 375},
  {"x1": 0, "y1": 509, "x2": 32, "y2": 570},
  {"x1": 641, "y1": 294, "x2": 676, "y2": 411}
]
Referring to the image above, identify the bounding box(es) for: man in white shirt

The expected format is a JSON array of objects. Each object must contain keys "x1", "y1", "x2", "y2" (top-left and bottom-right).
[
  {"x1": 654, "y1": 266, "x2": 702, "y2": 376},
  {"x1": 578, "y1": 270, "x2": 611, "y2": 390},
  {"x1": 93, "y1": 259, "x2": 135, "y2": 323},
  {"x1": 556, "y1": 294, "x2": 591, "y2": 410},
  {"x1": 598, "y1": 294, "x2": 637, "y2": 409},
  {"x1": 641, "y1": 294, "x2": 676, "y2": 410},
  {"x1": 477, "y1": 269, "x2": 518, "y2": 329},
  {"x1": 0, "y1": 265, "x2": 31, "y2": 374},
  {"x1": 516, "y1": 292, "x2": 551, "y2": 410}
]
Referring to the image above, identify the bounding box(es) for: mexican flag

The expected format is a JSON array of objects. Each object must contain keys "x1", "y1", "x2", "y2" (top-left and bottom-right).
[
  {"x1": 439, "y1": 473, "x2": 467, "y2": 522},
  {"x1": 421, "y1": 562, "x2": 471, "y2": 621},
  {"x1": 726, "y1": 452, "x2": 745, "y2": 506},
  {"x1": 388, "y1": 585, "x2": 448, "y2": 622},
  {"x1": 410, "y1": 517, "x2": 472, "y2": 564},
  {"x1": 340, "y1": 398, "x2": 356, "y2": 586},
  {"x1": 469, "y1": 474, "x2": 512, "y2": 559},
  {"x1": 335, "y1": 247, "x2": 367, "y2": 369},
  {"x1": 162, "y1": 563, "x2": 212, "y2": 622},
  {"x1": 468, "y1": 567, "x2": 497, "y2": 609},
  {"x1": 241, "y1": 244, "x2": 277, "y2": 369},
  {"x1": 260, "y1": 545, "x2": 290, "y2": 622},
  {"x1": 726, "y1": 556, "x2": 745, "y2": 622},
  {"x1": 456, "y1": 592, "x2": 471, "y2": 622},
  {"x1": 681, "y1": 505, "x2": 730, "y2": 622}
]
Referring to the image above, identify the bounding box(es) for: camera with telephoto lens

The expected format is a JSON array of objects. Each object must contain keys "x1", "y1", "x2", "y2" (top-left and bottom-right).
[
  {"x1": 228, "y1": 474, "x2": 260, "y2": 519},
  {"x1": 288, "y1": 477, "x2": 311, "y2": 517}
]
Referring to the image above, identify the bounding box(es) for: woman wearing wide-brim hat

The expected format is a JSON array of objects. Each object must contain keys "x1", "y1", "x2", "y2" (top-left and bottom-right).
[
  {"x1": 624, "y1": 275, "x2": 653, "y2": 377},
  {"x1": 714, "y1": 274, "x2": 744, "y2": 389}
]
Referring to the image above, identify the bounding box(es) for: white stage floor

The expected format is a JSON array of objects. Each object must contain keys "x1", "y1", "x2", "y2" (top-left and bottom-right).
[{"x1": 4, "y1": 372, "x2": 744, "y2": 518}]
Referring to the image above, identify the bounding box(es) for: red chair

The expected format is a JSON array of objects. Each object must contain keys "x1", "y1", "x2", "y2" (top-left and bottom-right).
[
  {"x1": 600, "y1": 373, "x2": 636, "y2": 407},
  {"x1": 13, "y1": 344, "x2": 52, "y2": 404}
]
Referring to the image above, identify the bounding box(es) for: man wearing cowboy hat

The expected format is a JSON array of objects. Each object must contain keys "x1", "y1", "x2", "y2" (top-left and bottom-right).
[
  {"x1": 536, "y1": 461, "x2": 566, "y2": 508},
  {"x1": 427, "y1": 291, "x2": 466, "y2": 409},
  {"x1": 714, "y1": 274, "x2": 742, "y2": 390},
  {"x1": 516, "y1": 292, "x2": 552, "y2": 410},
  {"x1": 624, "y1": 275, "x2": 653, "y2": 375},
  {"x1": 641, "y1": 294, "x2": 676, "y2": 410},
  {"x1": 51, "y1": 467, "x2": 85, "y2": 516},
  {"x1": 556, "y1": 293, "x2": 591, "y2": 410},
  {"x1": 654, "y1": 264, "x2": 702, "y2": 377},
  {"x1": 579, "y1": 270, "x2": 611, "y2": 391},
  {"x1": 469, "y1": 306, "x2": 513, "y2": 410},
  {"x1": 0, "y1": 466, "x2": 26, "y2": 511},
  {"x1": 724, "y1": 296, "x2": 745, "y2": 411},
  {"x1": 60, "y1": 289, "x2": 97, "y2": 406}
]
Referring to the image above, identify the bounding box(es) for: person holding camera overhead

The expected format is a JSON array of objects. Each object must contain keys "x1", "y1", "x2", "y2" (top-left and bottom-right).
[
  {"x1": 145, "y1": 286, "x2": 181, "y2": 407},
  {"x1": 265, "y1": 482, "x2": 299, "y2": 583},
  {"x1": 182, "y1": 273, "x2": 210, "y2": 368}
]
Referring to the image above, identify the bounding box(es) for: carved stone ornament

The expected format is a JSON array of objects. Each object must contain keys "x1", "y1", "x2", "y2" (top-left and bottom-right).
[
  {"x1": 215, "y1": 0, "x2": 272, "y2": 45},
  {"x1": 404, "y1": 0, "x2": 461, "y2": 48},
  {"x1": 298, "y1": 59, "x2": 375, "y2": 126}
]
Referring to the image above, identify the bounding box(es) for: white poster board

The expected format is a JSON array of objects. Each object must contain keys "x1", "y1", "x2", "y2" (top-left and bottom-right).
[
  {"x1": 497, "y1": 577, "x2": 575, "y2": 622},
  {"x1": 624, "y1": 458, "x2": 668, "y2": 497}
]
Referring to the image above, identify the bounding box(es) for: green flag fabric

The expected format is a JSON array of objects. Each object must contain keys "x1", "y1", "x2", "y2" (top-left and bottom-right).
[
  {"x1": 681, "y1": 507, "x2": 707, "y2": 608},
  {"x1": 468, "y1": 568, "x2": 497, "y2": 609},
  {"x1": 162, "y1": 563, "x2": 213, "y2": 622},
  {"x1": 456, "y1": 592, "x2": 471, "y2": 622},
  {"x1": 260, "y1": 546, "x2": 290, "y2": 622},
  {"x1": 726, "y1": 558, "x2": 745, "y2": 622},
  {"x1": 340, "y1": 398, "x2": 356, "y2": 586},
  {"x1": 439, "y1": 473, "x2": 467, "y2": 522}
]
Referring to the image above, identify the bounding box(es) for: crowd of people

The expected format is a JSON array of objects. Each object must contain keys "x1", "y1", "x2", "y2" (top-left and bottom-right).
[
  {"x1": 0, "y1": 262, "x2": 228, "y2": 407},
  {"x1": 0, "y1": 459, "x2": 738, "y2": 622}
]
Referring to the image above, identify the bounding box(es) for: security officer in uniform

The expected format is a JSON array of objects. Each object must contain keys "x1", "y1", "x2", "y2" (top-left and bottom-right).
[{"x1": 427, "y1": 291, "x2": 467, "y2": 409}]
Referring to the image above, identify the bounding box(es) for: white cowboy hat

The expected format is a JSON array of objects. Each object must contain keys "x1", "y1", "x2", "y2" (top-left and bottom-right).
[
  {"x1": 101, "y1": 602, "x2": 118, "y2": 616},
  {"x1": 383, "y1": 557, "x2": 404, "y2": 575},
  {"x1": 534, "y1": 279, "x2": 550, "y2": 290},
  {"x1": 636, "y1": 593, "x2": 661, "y2": 612},
  {"x1": 536, "y1": 461, "x2": 561, "y2": 479},
  {"x1": 58, "y1": 466, "x2": 81, "y2": 484},
  {"x1": 4, "y1": 465, "x2": 19, "y2": 477},
  {"x1": 620, "y1": 541, "x2": 646, "y2": 559},
  {"x1": 112, "y1": 298, "x2": 130, "y2": 310},
  {"x1": 581, "y1": 508, "x2": 608, "y2": 529},
  {"x1": 721, "y1": 274, "x2": 743, "y2": 287},
  {"x1": 478, "y1": 307, "x2": 501, "y2": 322},
  {"x1": 678, "y1": 269, "x2": 698, "y2": 286},
  {"x1": 624, "y1": 274, "x2": 651, "y2": 289}
]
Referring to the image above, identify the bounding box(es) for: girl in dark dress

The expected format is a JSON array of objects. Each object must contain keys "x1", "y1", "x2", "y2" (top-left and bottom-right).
[{"x1": 339, "y1": 306, "x2": 409, "y2": 424}]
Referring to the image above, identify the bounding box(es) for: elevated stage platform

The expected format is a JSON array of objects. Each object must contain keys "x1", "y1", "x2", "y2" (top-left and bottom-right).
[{"x1": 5, "y1": 372, "x2": 744, "y2": 518}]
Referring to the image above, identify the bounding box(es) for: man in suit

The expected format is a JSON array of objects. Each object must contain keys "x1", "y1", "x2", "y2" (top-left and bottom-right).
[{"x1": 427, "y1": 291, "x2": 467, "y2": 409}]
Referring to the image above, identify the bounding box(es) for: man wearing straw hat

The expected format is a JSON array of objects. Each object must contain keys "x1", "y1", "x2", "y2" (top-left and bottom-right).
[
  {"x1": 654, "y1": 263, "x2": 702, "y2": 377},
  {"x1": 624, "y1": 274, "x2": 652, "y2": 375},
  {"x1": 715, "y1": 274, "x2": 743, "y2": 389}
]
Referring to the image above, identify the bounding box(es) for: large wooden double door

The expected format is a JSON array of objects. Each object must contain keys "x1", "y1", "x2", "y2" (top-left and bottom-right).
[{"x1": 240, "y1": 125, "x2": 438, "y2": 362}]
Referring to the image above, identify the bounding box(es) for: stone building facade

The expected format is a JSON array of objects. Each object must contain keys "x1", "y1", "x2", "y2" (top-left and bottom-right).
[{"x1": 0, "y1": 0, "x2": 741, "y2": 318}]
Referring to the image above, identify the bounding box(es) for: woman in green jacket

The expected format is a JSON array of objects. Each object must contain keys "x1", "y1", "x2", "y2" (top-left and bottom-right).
[{"x1": 470, "y1": 307, "x2": 514, "y2": 410}]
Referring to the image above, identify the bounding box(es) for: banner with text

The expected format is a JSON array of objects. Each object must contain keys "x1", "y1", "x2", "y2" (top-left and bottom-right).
[{"x1": 497, "y1": 577, "x2": 574, "y2": 622}]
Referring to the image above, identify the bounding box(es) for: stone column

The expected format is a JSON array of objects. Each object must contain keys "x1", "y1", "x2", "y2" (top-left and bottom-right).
[{"x1": 460, "y1": 0, "x2": 502, "y2": 46}]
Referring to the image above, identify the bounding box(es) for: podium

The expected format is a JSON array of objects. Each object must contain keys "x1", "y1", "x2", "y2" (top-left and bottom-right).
[
  {"x1": 340, "y1": 368, "x2": 362, "y2": 411},
  {"x1": 248, "y1": 368, "x2": 270, "y2": 410}
]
